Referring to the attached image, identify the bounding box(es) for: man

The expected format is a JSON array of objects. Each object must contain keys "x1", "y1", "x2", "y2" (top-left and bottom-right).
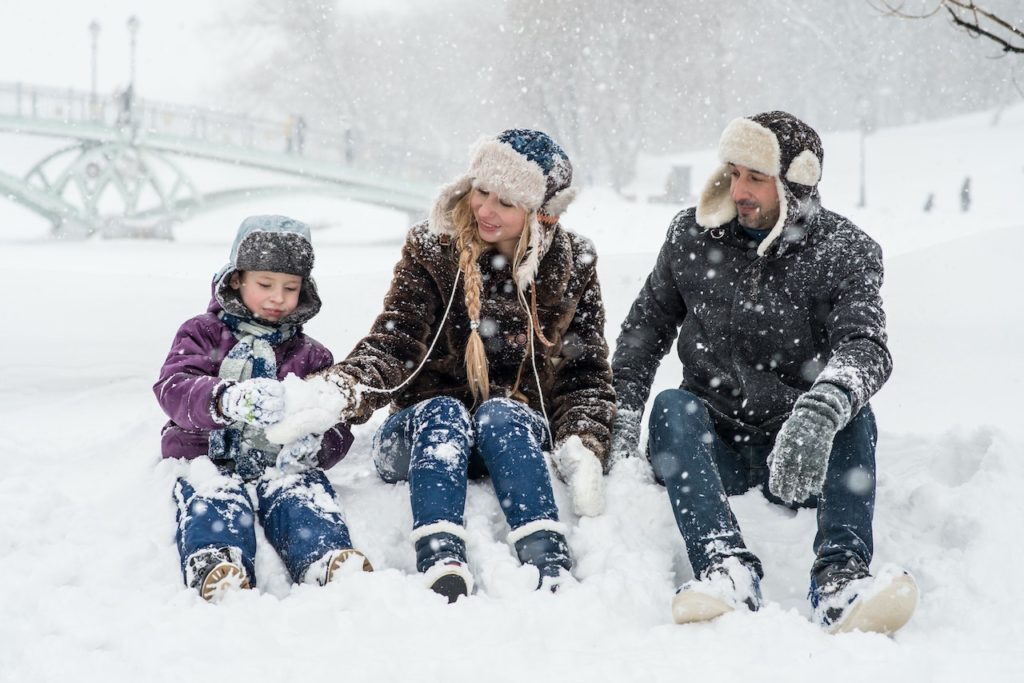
[{"x1": 611, "y1": 111, "x2": 917, "y2": 634}]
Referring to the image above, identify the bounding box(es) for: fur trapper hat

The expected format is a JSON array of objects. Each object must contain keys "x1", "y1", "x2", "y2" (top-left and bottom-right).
[
  {"x1": 214, "y1": 214, "x2": 322, "y2": 325},
  {"x1": 696, "y1": 111, "x2": 824, "y2": 256},
  {"x1": 430, "y1": 129, "x2": 578, "y2": 289}
]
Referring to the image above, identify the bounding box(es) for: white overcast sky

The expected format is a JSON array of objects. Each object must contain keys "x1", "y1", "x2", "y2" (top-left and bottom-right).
[{"x1": 0, "y1": 0, "x2": 243, "y2": 106}]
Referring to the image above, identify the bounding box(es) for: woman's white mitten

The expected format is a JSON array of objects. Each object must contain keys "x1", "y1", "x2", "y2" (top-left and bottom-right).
[{"x1": 552, "y1": 435, "x2": 606, "y2": 517}]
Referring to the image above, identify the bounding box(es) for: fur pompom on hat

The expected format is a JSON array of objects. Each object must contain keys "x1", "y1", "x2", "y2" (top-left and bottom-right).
[
  {"x1": 214, "y1": 214, "x2": 322, "y2": 325},
  {"x1": 430, "y1": 129, "x2": 578, "y2": 288},
  {"x1": 696, "y1": 111, "x2": 824, "y2": 256}
]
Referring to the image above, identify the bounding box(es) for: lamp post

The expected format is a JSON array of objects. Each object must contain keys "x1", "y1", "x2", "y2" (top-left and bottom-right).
[
  {"x1": 88, "y1": 20, "x2": 100, "y2": 115},
  {"x1": 126, "y1": 15, "x2": 139, "y2": 93}
]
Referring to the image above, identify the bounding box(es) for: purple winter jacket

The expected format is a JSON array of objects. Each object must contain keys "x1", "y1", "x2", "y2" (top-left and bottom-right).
[{"x1": 153, "y1": 296, "x2": 353, "y2": 469}]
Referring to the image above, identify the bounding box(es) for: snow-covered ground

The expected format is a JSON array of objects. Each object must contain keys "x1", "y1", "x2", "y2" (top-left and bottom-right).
[{"x1": 1, "y1": 107, "x2": 1023, "y2": 682}]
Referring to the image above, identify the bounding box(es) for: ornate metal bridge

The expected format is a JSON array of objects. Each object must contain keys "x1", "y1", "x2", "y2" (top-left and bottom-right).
[{"x1": 0, "y1": 82, "x2": 443, "y2": 237}]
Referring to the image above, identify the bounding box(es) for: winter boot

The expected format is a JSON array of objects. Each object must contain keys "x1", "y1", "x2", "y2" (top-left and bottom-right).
[
  {"x1": 304, "y1": 548, "x2": 374, "y2": 586},
  {"x1": 511, "y1": 525, "x2": 573, "y2": 592},
  {"x1": 671, "y1": 556, "x2": 763, "y2": 625},
  {"x1": 810, "y1": 561, "x2": 918, "y2": 635},
  {"x1": 185, "y1": 546, "x2": 251, "y2": 602},
  {"x1": 412, "y1": 523, "x2": 473, "y2": 603}
]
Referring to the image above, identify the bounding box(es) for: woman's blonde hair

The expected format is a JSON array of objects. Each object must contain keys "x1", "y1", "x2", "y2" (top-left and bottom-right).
[{"x1": 450, "y1": 190, "x2": 532, "y2": 403}]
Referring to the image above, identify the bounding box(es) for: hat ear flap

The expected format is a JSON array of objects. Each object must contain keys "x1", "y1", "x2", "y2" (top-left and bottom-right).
[
  {"x1": 695, "y1": 165, "x2": 736, "y2": 229},
  {"x1": 785, "y1": 149, "x2": 822, "y2": 187},
  {"x1": 430, "y1": 175, "x2": 473, "y2": 236},
  {"x1": 516, "y1": 212, "x2": 544, "y2": 291},
  {"x1": 540, "y1": 186, "x2": 578, "y2": 220}
]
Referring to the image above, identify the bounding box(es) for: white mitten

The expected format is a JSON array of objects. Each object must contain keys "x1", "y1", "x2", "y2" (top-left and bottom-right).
[
  {"x1": 275, "y1": 433, "x2": 324, "y2": 474},
  {"x1": 264, "y1": 374, "x2": 352, "y2": 445},
  {"x1": 219, "y1": 378, "x2": 285, "y2": 427},
  {"x1": 551, "y1": 435, "x2": 606, "y2": 517}
]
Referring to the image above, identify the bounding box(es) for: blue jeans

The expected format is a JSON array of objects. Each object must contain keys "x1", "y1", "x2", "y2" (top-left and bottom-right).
[
  {"x1": 173, "y1": 468, "x2": 355, "y2": 585},
  {"x1": 373, "y1": 396, "x2": 559, "y2": 533},
  {"x1": 647, "y1": 388, "x2": 876, "y2": 579}
]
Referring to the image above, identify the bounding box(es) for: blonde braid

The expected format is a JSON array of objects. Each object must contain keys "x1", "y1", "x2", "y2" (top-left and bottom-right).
[{"x1": 452, "y1": 195, "x2": 490, "y2": 402}]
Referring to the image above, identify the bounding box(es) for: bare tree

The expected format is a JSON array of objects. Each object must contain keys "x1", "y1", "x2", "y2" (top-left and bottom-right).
[{"x1": 869, "y1": 1, "x2": 1023, "y2": 54}]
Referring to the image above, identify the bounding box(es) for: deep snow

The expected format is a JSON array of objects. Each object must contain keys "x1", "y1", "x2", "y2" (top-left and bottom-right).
[{"x1": 1, "y1": 107, "x2": 1023, "y2": 682}]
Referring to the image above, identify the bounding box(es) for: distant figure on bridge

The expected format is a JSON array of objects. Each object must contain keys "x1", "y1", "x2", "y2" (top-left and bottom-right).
[
  {"x1": 154, "y1": 215, "x2": 372, "y2": 601},
  {"x1": 117, "y1": 85, "x2": 134, "y2": 125}
]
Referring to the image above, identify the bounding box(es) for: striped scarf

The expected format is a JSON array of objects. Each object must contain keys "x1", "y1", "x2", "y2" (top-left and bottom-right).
[{"x1": 208, "y1": 312, "x2": 298, "y2": 481}]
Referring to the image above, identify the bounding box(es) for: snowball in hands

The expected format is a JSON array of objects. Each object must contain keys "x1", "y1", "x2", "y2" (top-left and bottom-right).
[
  {"x1": 219, "y1": 378, "x2": 285, "y2": 427},
  {"x1": 264, "y1": 374, "x2": 349, "y2": 444},
  {"x1": 552, "y1": 435, "x2": 606, "y2": 517},
  {"x1": 768, "y1": 383, "x2": 852, "y2": 504}
]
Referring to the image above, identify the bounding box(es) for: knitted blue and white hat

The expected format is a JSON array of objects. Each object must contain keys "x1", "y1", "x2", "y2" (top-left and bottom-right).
[
  {"x1": 696, "y1": 111, "x2": 824, "y2": 256},
  {"x1": 431, "y1": 129, "x2": 578, "y2": 288}
]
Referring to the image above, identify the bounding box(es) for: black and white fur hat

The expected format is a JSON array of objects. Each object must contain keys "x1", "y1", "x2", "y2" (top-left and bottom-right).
[
  {"x1": 696, "y1": 111, "x2": 824, "y2": 256},
  {"x1": 430, "y1": 129, "x2": 578, "y2": 289}
]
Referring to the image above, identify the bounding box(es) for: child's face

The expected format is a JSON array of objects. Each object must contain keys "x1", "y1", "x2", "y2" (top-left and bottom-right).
[{"x1": 230, "y1": 270, "x2": 302, "y2": 322}]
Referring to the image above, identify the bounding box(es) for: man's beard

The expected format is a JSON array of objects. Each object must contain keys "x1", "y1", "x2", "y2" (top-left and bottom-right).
[{"x1": 736, "y1": 202, "x2": 780, "y2": 230}]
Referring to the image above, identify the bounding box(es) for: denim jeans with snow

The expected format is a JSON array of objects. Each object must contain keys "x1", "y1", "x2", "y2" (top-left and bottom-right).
[
  {"x1": 647, "y1": 388, "x2": 876, "y2": 580},
  {"x1": 173, "y1": 467, "x2": 354, "y2": 586},
  {"x1": 373, "y1": 396, "x2": 559, "y2": 533}
]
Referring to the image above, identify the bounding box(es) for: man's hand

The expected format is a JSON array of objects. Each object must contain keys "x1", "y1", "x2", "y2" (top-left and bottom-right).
[
  {"x1": 219, "y1": 378, "x2": 285, "y2": 428},
  {"x1": 768, "y1": 383, "x2": 852, "y2": 504},
  {"x1": 551, "y1": 435, "x2": 606, "y2": 517}
]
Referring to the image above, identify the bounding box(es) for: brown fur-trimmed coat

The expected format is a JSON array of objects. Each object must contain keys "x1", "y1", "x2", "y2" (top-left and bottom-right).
[{"x1": 329, "y1": 221, "x2": 616, "y2": 466}]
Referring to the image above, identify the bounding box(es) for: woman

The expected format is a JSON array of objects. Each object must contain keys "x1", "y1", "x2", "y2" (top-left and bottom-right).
[{"x1": 321, "y1": 129, "x2": 614, "y2": 601}]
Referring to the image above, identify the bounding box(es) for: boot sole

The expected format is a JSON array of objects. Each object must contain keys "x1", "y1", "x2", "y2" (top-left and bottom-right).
[
  {"x1": 200, "y1": 562, "x2": 251, "y2": 602},
  {"x1": 830, "y1": 573, "x2": 919, "y2": 635},
  {"x1": 430, "y1": 574, "x2": 469, "y2": 604},
  {"x1": 325, "y1": 549, "x2": 373, "y2": 583},
  {"x1": 672, "y1": 591, "x2": 734, "y2": 624}
]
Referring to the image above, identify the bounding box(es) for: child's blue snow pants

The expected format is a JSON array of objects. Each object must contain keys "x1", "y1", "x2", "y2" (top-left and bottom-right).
[{"x1": 173, "y1": 468, "x2": 354, "y2": 586}]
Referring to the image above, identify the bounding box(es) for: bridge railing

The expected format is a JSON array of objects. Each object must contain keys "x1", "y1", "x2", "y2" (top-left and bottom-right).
[{"x1": 0, "y1": 82, "x2": 452, "y2": 181}]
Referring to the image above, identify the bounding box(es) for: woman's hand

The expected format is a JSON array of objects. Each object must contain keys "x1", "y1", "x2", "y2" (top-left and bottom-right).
[{"x1": 551, "y1": 435, "x2": 606, "y2": 517}]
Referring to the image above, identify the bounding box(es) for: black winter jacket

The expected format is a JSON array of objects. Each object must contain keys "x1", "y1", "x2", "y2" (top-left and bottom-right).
[{"x1": 612, "y1": 205, "x2": 891, "y2": 443}]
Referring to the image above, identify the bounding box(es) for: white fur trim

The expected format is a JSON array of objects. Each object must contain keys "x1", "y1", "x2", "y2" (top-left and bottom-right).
[
  {"x1": 756, "y1": 177, "x2": 790, "y2": 256},
  {"x1": 785, "y1": 149, "x2": 822, "y2": 186},
  {"x1": 718, "y1": 117, "x2": 781, "y2": 176},
  {"x1": 469, "y1": 138, "x2": 547, "y2": 210},
  {"x1": 507, "y1": 518, "x2": 568, "y2": 545},
  {"x1": 695, "y1": 165, "x2": 736, "y2": 229},
  {"x1": 541, "y1": 186, "x2": 578, "y2": 218},
  {"x1": 429, "y1": 175, "x2": 473, "y2": 237},
  {"x1": 515, "y1": 212, "x2": 544, "y2": 290},
  {"x1": 410, "y1": 521, "x2": 468, "y2": 543},
  {"x1": 422, "y1": 558, "x2": 474, "y2": 595}
]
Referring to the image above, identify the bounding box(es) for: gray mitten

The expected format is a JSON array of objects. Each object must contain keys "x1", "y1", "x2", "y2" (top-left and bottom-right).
[
  {"x1": 768, "y1": 383, "x2": 852, "y2": 504},
  {"x1": 219, "y1": 378, "x2": 286, "y2": 427},
  {"x1": 609, "y1": 408, "x2": 644, "y2": 463}
]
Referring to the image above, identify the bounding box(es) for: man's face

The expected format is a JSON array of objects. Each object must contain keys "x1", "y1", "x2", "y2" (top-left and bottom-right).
[{"x1": 729, "y1": 163, "x2": 780, "y2": 230}]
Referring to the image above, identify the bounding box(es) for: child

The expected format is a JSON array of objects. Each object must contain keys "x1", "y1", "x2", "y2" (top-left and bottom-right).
[{"x1": 154, "y1": 215, "x2": 371, "y2": 601}]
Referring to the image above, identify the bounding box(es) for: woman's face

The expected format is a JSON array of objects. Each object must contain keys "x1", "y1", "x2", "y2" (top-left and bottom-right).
[{"x1": 469, "y1": 187, "x2": 528, "y2": 258}]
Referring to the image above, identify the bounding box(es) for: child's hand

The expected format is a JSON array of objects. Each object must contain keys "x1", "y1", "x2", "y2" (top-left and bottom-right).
[
  {"x1": 275, "y1": 433, "x2": 323, "y2": 473},
  {"x1": 219, "y1": 378, "x2": 286, "y2": 427}
]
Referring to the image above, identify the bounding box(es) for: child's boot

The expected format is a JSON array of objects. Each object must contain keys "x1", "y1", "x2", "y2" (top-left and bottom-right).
[
  {"x1": 304, "y1": 548, "x2": 374, "y2": 586},
  {"x1": 412, "y1": 522, "x2": 473, "y2": 603},
  {"x1": 510, "y1": 524, "x2": 573, "y2": 591},
  {"x1": 185, "y1": 546, "x2": 251, "y2": 602}
]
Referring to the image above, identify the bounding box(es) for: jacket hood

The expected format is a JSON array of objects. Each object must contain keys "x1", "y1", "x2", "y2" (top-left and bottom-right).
[{"x1": 212, "y1": 215, "x2": 322, "y2": 325}]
